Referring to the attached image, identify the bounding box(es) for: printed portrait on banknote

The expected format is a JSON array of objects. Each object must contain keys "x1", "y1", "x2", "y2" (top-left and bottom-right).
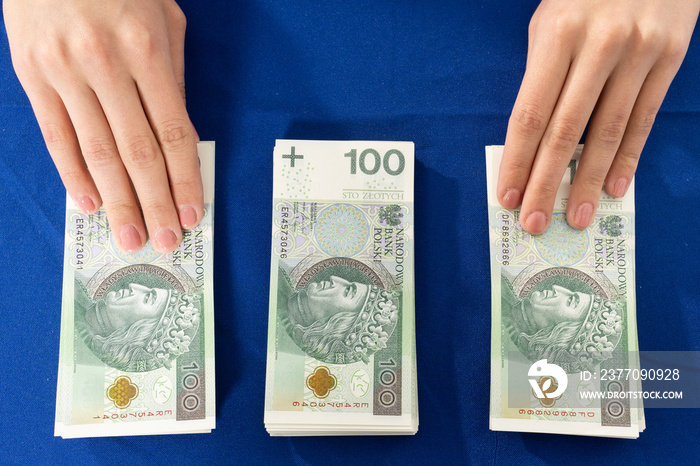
[
  {"x1": 74, "y1": 264, "x2": 203, "y2": 373},
  {"x1": 276, "y1": 258, "x2": 401, "y2": 365},
  {"x1": 501, "y1": 267, "x2": 624, "y2": 373}
]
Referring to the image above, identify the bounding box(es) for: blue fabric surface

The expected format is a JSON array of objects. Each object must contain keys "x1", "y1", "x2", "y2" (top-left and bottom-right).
[{"x1": 1, "y1": 1, "x2": 699, "y2": 464}]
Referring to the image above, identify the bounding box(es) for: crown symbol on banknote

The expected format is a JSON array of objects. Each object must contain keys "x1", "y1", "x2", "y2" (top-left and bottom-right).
[
  {"x1": 106, "y1": 376, "x2": 139, "y2": 409},
  {"x1": 569, "y1": 296, "x2": 623, "y2": 368},
  {"x1": 343, "y1": 287, "x2": 400, "y2": 364},
  {"x1": 144, "y1": 293, "x2": 201, "y2": 370},
  {"x1": 306, "y1": 366, "x2": 338, "y2": 398}
]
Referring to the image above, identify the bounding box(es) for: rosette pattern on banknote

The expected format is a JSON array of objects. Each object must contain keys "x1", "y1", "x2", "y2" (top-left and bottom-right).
[
  {"x1": 315, "y1": 204, "x2": 369, "y2": 256},
  {"x1": 535, "y1": 214, "x2": 589, "y2": 266}
]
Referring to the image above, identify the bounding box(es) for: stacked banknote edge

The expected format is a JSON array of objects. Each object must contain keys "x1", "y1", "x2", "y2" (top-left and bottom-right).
[
  {"x1": 54, "y1": 142, "x2": 216, "y2": 438},
  {"x1": 264, "y1": 140, "x2": 418, "y2": 435},
  {"x1": 486, "y1": 145, "x2": 644, "y2": 438}
]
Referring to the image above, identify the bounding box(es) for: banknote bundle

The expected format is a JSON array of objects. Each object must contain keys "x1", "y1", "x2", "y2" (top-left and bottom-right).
[
  {"x1": 486, "y1": 145, "x2": 644, "y2": 438},
  {"x1": 264, "y1": 140, "x2": 418, "y2": 435},
  {"x1": 55, "y1": 142, "x2": 216, "y2": 438}
]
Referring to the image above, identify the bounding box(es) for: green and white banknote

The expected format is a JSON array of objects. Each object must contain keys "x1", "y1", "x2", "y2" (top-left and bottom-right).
[
  {"x1": 55, "y1": 142, "x2": 216, "y2": 438},
  {"x1": 486, "y1": 145, "x2": 644, "y2": 438},
  {"x1": 265, "y1": 140, "x2": 418, "y2": 436}
]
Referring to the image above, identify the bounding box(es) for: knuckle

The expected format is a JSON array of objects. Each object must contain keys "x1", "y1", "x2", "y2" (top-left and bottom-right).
[
  {"x1": 139, "y1": 198, "x2": 172, "y2": 218},
  {"x1": 527, "y1": 9, "x2": 542, "y2": 38},
  {"x1": 528, "y1": 18, "x2": 537, "y2": 37},
  {"x1": 576, "y1": 170, "x2": 606, "y2": 193},
  {"x1": 175, "y1": 71, "x2": 186, "y2": 88},
  {"x1": 76, "y1": 27, "x2": 114, "y2": 72},
  {"x1": 593, "y1": 115, "x2": 627, "y2": 145},
  {"x1": 170, "y1": 6, "x2": 187, "y2": 34},
  {"x1": 529, "y1": 5, "x2": 581, "y2": 45},
  {"x1": 595, "y1": 28, "x2": 628, "y2": 56},
  {"x1": 506, "y1": 157, "x2": 535, "y2": 178},
  {"x1": 170, "y1": 177, "x2": 200, "y2": 198},
  {"x1": 609, "y1": 32, "x2": 630, "y2": 55},
  {"x1": 156, "y1": 119, "x2": 192, "y2": 152},
  {"x1": 10, "y1": 51, "x2": 33, "y2": 79},
  {"x1": 510, "y1": 103, "x2": 548, "y2": 135},
  {"x1": 84, "y1": 137, "x2": 119, "y2": 168},
  {"x1": 637, "y1": 24, "x2": 665, "y2": 54},
  {"x1": 59, "y1": 166, "x2": 88, "y2": 188},
  {"x1": 176, "y1": 76, "x2": 187, "y2": 104},
  {"x1": 41, "y1": 123, "x2": 69, "y2": 149},
  {"x1": 530, "y1": 181, "x2": 559, "y2": 201},
  {"x1": 120, "y1": 19, "x2": 160, "y2": 61},
  {"x1": 33, "y1": 37, "x2": 70, "y2": 73},
  {"x1": 633, "y1": 109, "x2": 657, "y2": 136},
  {"x1": 550, "y1": 11, "x2": 582, "y2": 42},
  {"x1": 545, "y1": 119, "x2": 581, "y2": 153},
  {"x1": 124, "y1": 136, "x2": 159, "y2": 168},
  {"x1": 616, "y1": 150, "x2": 642, "y2": 171},
  {"x1": 106, "y1": 199, "x2": 138, "y2": 220},
  {"x1": 663, "y1": 36, "x2": 689, "y2": 66}
]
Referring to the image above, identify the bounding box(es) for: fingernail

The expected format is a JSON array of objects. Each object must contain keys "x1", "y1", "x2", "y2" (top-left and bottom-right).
[
  {"x1": 155, "y1": 228, "x2": 179, "y2": 251},
  {"x1": 574, "y1": 203, "x2": 593, "y2": 228},
  {"x1": 119, "y1": 225, "x2": 143, "y2": 252},
  {"x1": 77, "y1": 196, "x2": 96, "y2": 214},
  {"x1": 179, "y1": 206, "x2": 198, "y2": 229},
  {"x1": 613, "y1": 178, "x2": 628, "y2": 198},
  {"x1": 502, "y1": 189, "x2": 521, "y2": 209},
  {"x1": 524, "y1": 211, "x2": 547, "y2": 235}
]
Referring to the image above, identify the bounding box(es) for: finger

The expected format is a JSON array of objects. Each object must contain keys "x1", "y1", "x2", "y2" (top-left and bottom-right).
[
  {"x1": 165, "y1": 8, "x2": 200, "y2": 144},
  {"x1": 605, "y1": 56, "x2": 686, "y2": 198},
  {"x1": 133, "y1": 46, "x2": 203, "y2": 231},
  {"x1": 566, "y1": 55, "x2": 654, "y2": 228},
  {"x1": 93, "y1": 75, "x2": 183, "y2": 253},
  {"x1": 24, "y1": 83, "x2": 101, "y2": 214},
  {"x1": 498, "y1": 12, "x2": 579, "y2": 210},
  {"x1": 165, "y1": 1, "x2": 187, "y2": 104},
  {"x1": 520, "y1": 50, "x2": 618, "y2": 235},
  {"x1": 56, "y1": 83, "x2": 147, "y2": 252}
]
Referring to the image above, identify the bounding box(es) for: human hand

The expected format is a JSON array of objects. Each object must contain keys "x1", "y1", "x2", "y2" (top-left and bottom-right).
[
  {"x1": 3, "y1": 0, "x2": 201, "y2": 253},
  {"x1": 498, "y1": 0, "x2": 700, "y2": 234}
]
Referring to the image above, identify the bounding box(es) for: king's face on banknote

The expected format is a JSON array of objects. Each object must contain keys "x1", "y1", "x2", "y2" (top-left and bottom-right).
[
  {"x1": 512, "y1": 285, "x2": 592, "y2": 336},
  {"x1": 278, "y1": 265, "x2": 400, "y2": 365},
  {"x1": 86, "y1": 284, "x2": 171, "y2": 337},
  {"x1": 288, "y1": 276, "x2": 371, "y2": 327},
  {"x1": 503, "y1": 271, "x2": 624, "y2": 374},
  {"x1": 76, "y1": 273, "x2": 202, "y2": 373}
]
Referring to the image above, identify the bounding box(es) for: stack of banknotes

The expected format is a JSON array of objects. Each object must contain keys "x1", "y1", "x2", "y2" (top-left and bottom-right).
[
  {"x1": 54, "y1": 142, "x2": 216, "y2": 438},
  {"x1": 264, "y1": 140, "x2": 419, "y2": 435},
  {"x1": 486, "y1": 145, "x2": 644, "y2": 438}
]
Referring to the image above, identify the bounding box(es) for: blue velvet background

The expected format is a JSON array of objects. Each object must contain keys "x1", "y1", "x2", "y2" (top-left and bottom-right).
[{"x1": 1, "y1": 1, "x2": 699, "y2": 464}]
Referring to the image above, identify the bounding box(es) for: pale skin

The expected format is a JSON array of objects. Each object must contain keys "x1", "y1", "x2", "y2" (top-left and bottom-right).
[
  {"x1": 3, "y1": 0, "x2": 202, "y2": 253},
  {"x1": 4, "y1": 1, "x2": 700, "y2": 250},
  {"x1": 499, "y1": 0, "x2": 700, "y2": 234}
]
